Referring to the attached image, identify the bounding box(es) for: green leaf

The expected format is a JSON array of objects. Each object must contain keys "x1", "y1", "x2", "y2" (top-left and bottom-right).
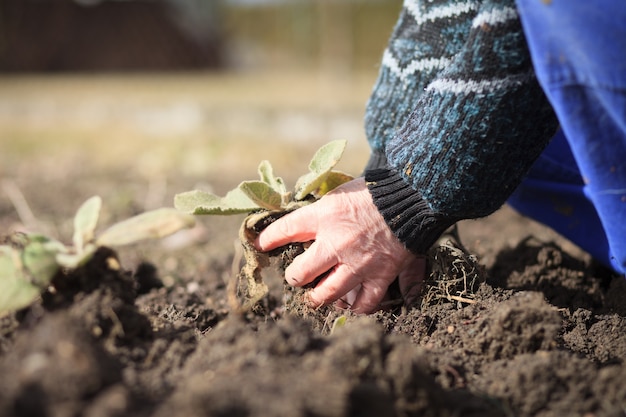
[
  {"x1": 294, "y1": 139, "x2": 347, "y2": 200},
  {"x1": 56, "y1": 244, "x2": 97, "y2": 269},
  {"x1": 308, "y1": 139, "x2": 347, "y2": 172},
  {"x1": 17, "y1": 233, "x2": 66, "y2": 253},
  {"x1": 0, "y1": 245, "x2": 20, "y2": 274},
  {"x1": 330, "y1": 315, "x2": 347, "y2": 335},
  {"x1": 97, "y1": 208, "x2": 196, "y2": 247},
  {"x1": 174, "y1": 188, "x2": 259, "y2": 215},
  {"x1": 239, "y1": 181, "x2": 283, "y2": 211},
  {"x1": 21, "y1": 237, "x2": 62, "y2": 287},
  {"x1": 313, "y1": 170, "x2": 354, "y2": 198},
  {"x1": 10, "y1": 234, "x2": 65, "y2": 286},
  {"x1": 73, "y1": 196, "x2": 102, "y2": 251},
  {"x1": 258, "y1": 160, "x2": 287, "y2": 195},
  {"x1": 0, "y1": 246, "x2": 41, "y2": 317}
]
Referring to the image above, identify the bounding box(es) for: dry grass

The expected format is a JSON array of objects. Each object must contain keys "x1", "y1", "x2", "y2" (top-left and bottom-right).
[{"x1": 421, "y1": 238, "x2": 485, "y2": 308}]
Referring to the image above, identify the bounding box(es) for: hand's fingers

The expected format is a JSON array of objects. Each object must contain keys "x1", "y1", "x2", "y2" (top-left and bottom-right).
[
  {"x1": 334, "y1": 298, "x2": 350, "y2": 310},
  {"x1": 305, "y1": 263, "x2": 360, "y2": 308},
  {"x1": 332, "y1": 285, "x2": 360, "y2": 309},
  {"x1": 398, "y1": 256, "x2": 426, "y2": 306},
  {"x1": 255, "y1": 206, "x2": 318, "y2": 251},
  {"x1": 284, "y1": 240, "x2": 338, "y2": 287},
  {"x1": 350, "y1": 279, "x2": 389, "y2": 314},
  {"x1": 341, "y1": 285, "x2": 360, "y2": 307}
]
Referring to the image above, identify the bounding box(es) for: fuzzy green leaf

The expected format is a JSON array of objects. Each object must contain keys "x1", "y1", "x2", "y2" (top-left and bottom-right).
[
  {"x1": 174, "y1": 189, "x2": 259, "y2": 215},
  {"x1": 16, "y1": 233, "x2": 66, "y2": 254},
  {"x1": 0, "y1": 246, "x2": 20, "y2": 275},
  {"x1": 97, "y1": 208, "x2": 196, "y2": 247},
  {"x1": 56, "y1": 244, "x2": 97, "y2": 269},
  {"x1": 21, "y1": 237, "x2": 62, "y2": 287},
  {"x1": 258, "y1": 160, "x2": 287, "y2": 195},
  {"x1": 313, "y1": 170, "x2": 354, "y2": 198},
  {"x1": 0, "y1": 246, "x2": 41, "y2": 317},
  {"x1": 73, "y1": 196, "x2": 102, "y2": 251},
  {"x1": 308, "y1": 139, "x2": 347, "y2": 172},
  {"x1": 294, "y1": 139, "x2": 347, "y2": 200},
  {"x1": 239, "y1": 181, "x2": 283, "y2": 211}
]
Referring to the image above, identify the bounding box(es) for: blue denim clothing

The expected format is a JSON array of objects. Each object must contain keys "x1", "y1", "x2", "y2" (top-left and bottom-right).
[{"x1": 510, "y1": 0, "x2": 626, "y2": 273}]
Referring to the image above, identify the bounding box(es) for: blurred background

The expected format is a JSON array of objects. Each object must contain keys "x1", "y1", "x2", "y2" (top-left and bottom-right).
[
  {"x1": 0, "y1": 0, "x2": 401, "y2": 73},
  {"x1": 0, "y1": 0, "x2": 401, "y2": 240}
]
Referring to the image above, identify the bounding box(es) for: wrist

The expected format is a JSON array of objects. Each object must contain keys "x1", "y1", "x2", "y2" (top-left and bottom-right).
[{"x1": 365, "y1": 168, "x2": 457, "y2": 254}]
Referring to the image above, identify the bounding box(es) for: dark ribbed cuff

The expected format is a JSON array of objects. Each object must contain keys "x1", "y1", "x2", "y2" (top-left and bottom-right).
[
  {"x1": 362, "y1": 151, "x2": 389, "y2": 174},
  {"x1": 365, "y1": 168, "x2": 457, "y2": 254}
]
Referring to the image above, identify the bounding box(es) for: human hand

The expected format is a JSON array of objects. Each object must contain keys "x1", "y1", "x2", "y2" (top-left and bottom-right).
[{"x1": 254, "y1": 177, "x2": 425, "y2": 314}]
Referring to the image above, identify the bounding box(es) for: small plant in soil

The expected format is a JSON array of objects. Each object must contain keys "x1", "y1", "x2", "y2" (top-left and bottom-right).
[
  {"x1": 174, "y1": 139, "x2": 353, "y2": 310},
  {"x1": 0, "y1": 196, "x2": 195, "y2": 316}
]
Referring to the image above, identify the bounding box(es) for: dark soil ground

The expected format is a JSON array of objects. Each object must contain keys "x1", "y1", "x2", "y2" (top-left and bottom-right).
[{"x1": 1, "y1": 74, "x2": 625, "y2": 417}]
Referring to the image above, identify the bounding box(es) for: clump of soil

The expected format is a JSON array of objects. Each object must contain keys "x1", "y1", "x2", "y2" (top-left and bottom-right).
[{"x1": 1, "y1": 214, "x2": 626, "y2": 417}]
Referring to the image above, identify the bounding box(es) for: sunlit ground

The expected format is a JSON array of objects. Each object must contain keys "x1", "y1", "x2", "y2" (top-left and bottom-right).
[{"x1": 0, "y1": 70, "x2": 374, "y2": 187}]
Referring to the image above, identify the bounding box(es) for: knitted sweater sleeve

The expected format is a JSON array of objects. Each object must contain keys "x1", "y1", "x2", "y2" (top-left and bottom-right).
[{"x1": 363, "y1": 0, "x2": 558, "y2": 254}]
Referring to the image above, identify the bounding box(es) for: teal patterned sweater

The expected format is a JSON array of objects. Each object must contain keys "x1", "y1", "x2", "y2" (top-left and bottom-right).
[{"x1": 364, "y1": 0, "x2": 558, "y2": 254}]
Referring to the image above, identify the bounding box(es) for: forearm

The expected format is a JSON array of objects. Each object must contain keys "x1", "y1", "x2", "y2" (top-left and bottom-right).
[{"x1": 364, "y1": 0, "x2": 558, "y2": 254}]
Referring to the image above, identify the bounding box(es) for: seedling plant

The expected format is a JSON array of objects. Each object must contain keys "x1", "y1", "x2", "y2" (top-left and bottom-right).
[
  {"x1": 0, "y1": 196, "x2": 195, "y2": 316},
  {"x1": 174, "y1": 139, "x2": 353, "y2": 309}
]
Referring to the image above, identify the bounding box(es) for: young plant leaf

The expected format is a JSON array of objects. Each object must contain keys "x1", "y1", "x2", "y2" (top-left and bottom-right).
[
  {"x1": 73, "y1": 196, "x2": 102, "y2": 251},
  {"x1": 0, "y1": 246, "x2": 41, "y2": 317},
  {"x1": 239, "y1": 181, "x2": 283, "y2": 211},
  {"x1": 56, "y1": 244, "x2": 97, "y2": 269},
  {"x1": 294, "y1": 139, "x2": 347, "y2": 200},
  {"x1": 258, "y1": 160, "x2": 287, "y2": 195},
  {"x1": 312, "y1": 170, "x2": 354, "y2": 198},
  {"x1": 330, "y1": 315, "x2": 348, "y2": 335},
  {"x1": 21, "y1": 236, "x2": 63, "y2": 287},
  {"x1": 174, "y1": 188, "x2": 259, "y2": 215},
  {"x1": 0, "y1": 245, "x2": 20, "y2": 276},
  {"x1": 97, "y1": 208, "x2": 196, "y2": 247},
  {"x1": 309, "y1": 139, "x2": 347, "y2": 172}
]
